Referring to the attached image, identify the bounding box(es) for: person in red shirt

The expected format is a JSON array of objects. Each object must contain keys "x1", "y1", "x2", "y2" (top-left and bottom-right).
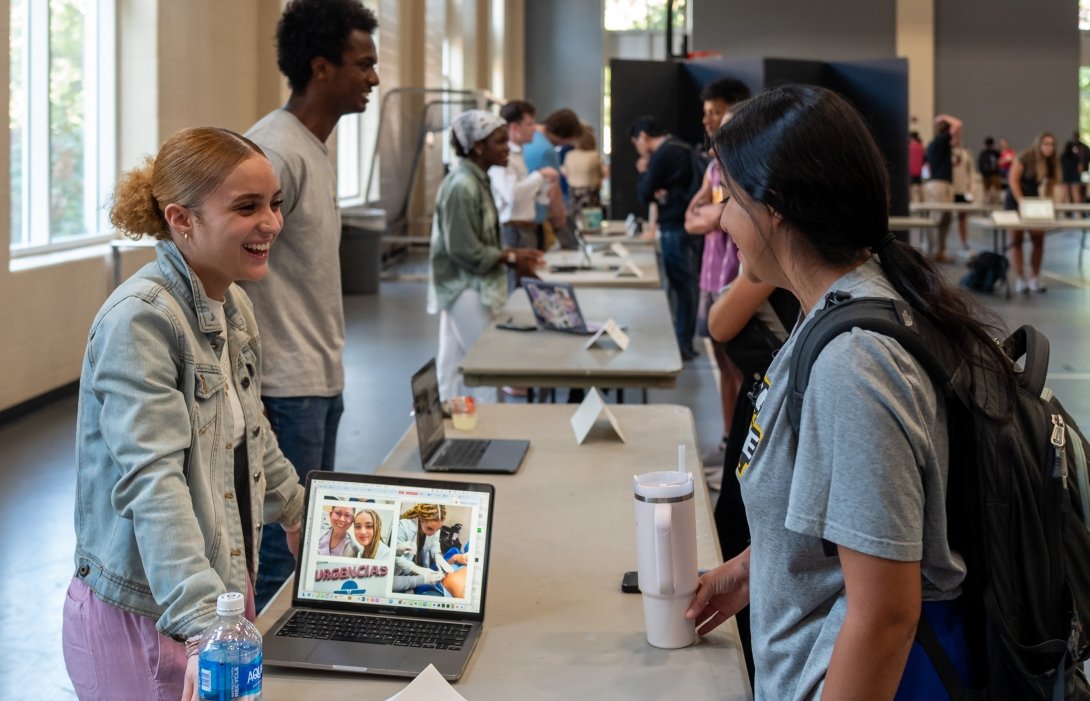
[
  {"x1": 998, "y1": 137, "x2": 1017, "y2": 187},
  {"x1": 908, "y1": 131, "x2": 925, "y2": 202}
]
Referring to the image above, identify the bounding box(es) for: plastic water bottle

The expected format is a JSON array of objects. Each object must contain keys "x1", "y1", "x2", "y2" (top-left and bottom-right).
[{"x1": 198, "y1": 592, "x2": 262, "y2": 700}]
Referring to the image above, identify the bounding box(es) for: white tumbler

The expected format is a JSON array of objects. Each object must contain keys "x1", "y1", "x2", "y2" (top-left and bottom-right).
[{"x1": 633, "y1": 470, "x2": 697, "y2": 649}]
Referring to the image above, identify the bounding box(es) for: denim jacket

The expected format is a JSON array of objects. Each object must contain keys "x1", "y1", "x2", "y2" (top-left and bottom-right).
[{"x1": 73, "y1": 240, "x2": 304, "y2": 639}]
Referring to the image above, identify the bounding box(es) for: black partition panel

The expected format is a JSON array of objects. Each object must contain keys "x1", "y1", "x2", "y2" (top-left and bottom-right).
[
  {"x1": 609, "y1": 59, "x2": 686, "y2": 220},
  {"x1": 829, "y1": 59, "x2": 910, "y2": 216},
  {"x1": 609, "y1": 56, "x2": 908, "y2": 220}
]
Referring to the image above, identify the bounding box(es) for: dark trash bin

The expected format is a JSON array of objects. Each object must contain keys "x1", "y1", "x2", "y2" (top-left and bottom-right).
[{"x1": 340, "y1": 208, "x2": 385, "y2": 294}]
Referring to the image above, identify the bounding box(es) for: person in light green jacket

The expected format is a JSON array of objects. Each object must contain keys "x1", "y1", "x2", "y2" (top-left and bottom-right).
[{"x1": 428, "y1": 109, "x2": 543, "y2": 401}]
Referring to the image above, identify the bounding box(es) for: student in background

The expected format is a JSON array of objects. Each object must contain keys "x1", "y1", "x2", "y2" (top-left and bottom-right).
[
  {"x1": 977, "y1": 137, "x2": 1002, "y2": 205},
  {"x1": 685, "y1": 82, "x2": 752, "y2": 481},
  {"x1": 562, "y1": 127, "x2": 606, "y2": 219},
  {"x1": 924, "y1": 114, "x2": 963, "y2": 263},
  {"x1": 489, "y1": 99, "x2": 557, "y2": 291},
  {"x1": 687, "y1": 85, "x2": 1013, "y2": 699},
  {"x1": 908, "y1": 131, "x2": 925, "y2": 203},
  {"x1": 1060, "y1": 134, "x2": 1083, "y2": 206},
  {"x1": 950, "y1": 135, "x2": 976, "y2": 256},
  {"x1": 1006, "y1": 132, "x2": 1059, "y2": 294},
  {"x1": 243, "y1": 0, "x2": 380, "y2": 611},
  {"x1": 631, "y1": 115, "x2": 704, "y2": 360},
  {"x1": 428, "y1": 110, "x2": 543, "y2": 401}
]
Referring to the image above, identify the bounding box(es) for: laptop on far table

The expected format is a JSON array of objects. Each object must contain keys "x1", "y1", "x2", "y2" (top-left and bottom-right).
[
  {"x1": 1018, "y1": 197, "x2": 1056, "y2": 222},
  {"x1": 523, "y1": 279, "x2": 619, "y2": 336},
  {"x1": 411, "y1": 359, "x2": 529, "y2": 474},
  {"x1": 263, "y1": 471, "x2": 496, "y2": 681}
]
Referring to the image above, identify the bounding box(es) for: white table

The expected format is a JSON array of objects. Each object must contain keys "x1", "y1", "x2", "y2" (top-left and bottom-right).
[
  {"x1": 463, "y1": 288, "x2": 681, "y2": 397},
  {"x1": 257, "y1": 404, "x2": 751, "y2": 700},
  {"x1": 909, "y1": 202, "x2": 1000, "y2": 215},
  {"x1": 538, "y1": 249, "x2": 661, "y2": 289},
  {"x1": 581, "y1": 220, "x2": 658, "y2": 247},
  {"x1": 970, "y1": 216, "x2": 1090, "y2": 294}
]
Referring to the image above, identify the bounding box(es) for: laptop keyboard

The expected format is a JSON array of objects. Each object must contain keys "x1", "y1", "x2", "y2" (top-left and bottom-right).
[
  {"x1": 433, "y1": 439, "x2": 490, "y2": 468},
  {"x1": 276, "y1": 610, "x2": 471, "y2": 650}
]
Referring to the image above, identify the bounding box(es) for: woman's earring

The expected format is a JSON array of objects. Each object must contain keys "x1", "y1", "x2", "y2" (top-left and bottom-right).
[{"x1": 183, "y1": 230, "x2": 191, "y2": 240}]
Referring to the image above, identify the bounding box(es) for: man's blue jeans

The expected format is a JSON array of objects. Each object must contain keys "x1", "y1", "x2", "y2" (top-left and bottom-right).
[
  {"x1": 254, "y1": 394, "x2": 344, "y2": 611},
  {"x1": 659, "y1": 226, "x2": 702, "y2": 353}
]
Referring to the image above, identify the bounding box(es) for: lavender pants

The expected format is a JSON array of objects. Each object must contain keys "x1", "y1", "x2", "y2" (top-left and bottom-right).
[{"x1": 62, "y1": 576, "x2": 256, "y2": 700}]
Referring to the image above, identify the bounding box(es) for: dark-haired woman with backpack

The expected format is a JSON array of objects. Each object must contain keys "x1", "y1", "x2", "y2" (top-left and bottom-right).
[{"x1": 685, "y1": 84, "x2": 1014, "y2": 700}]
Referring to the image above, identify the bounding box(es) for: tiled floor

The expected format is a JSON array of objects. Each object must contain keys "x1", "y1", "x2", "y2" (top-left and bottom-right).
[{"x1": 3, "y1": 231, "x2": 1088, "y2": 698}]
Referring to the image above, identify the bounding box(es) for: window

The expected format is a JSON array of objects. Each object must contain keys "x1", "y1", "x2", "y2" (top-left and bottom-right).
[
  {"x1": 604, "y1": 0, "x2": 686, "y2": 32},
  {"x1": 336, "y1": 98, "x2": 380, "y2": 206},
  {"x1": 336, "y1": 2, "x2": 380, "y2": 207},
  {"x1": 9, "y1": 0, "x2": 116, "y2": 255}
]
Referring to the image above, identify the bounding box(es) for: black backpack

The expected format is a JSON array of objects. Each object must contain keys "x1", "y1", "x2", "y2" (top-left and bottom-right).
[
  {"x1": 666, "y1": 137, "x2": 711, "y2": 204},
  {"x1": 961, "y1": 252, "x2": 1009, "y2": 294},
  {"x1": 787, "y1": 293, "x2": 1090, "y2": 700}
]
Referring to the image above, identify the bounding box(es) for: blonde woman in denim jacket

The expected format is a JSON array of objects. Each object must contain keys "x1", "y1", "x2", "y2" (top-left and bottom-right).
[{"x1": 63, "y1": 127, "x2": 306, "y2": 701}]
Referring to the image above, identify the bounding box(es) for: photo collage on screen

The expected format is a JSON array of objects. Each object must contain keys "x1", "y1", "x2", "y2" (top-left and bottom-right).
[{"x1": 298, "y1": 479, "x2": 488, "y2": 614}]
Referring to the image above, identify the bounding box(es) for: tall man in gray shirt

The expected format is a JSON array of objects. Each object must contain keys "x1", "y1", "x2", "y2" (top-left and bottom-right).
[{"x1": 242, "y1": 0, "x2": 380, "y2": 610}]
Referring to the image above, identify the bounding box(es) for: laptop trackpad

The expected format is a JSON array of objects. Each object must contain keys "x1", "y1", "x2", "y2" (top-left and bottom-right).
[{"x1": 308, "y1": 640, "x2": 408, "y2": 671}]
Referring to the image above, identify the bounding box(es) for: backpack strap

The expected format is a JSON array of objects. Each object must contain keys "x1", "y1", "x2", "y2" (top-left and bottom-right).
[
  {"x1": 914, "y1": 613, "x2": 980, "y2": 701},
  {"x1": 1002, "y1": 325, "x2": 1050, "y2": 397},
  {"x1": 786, "y1": 292, "x2": 968, "y2": 435}
]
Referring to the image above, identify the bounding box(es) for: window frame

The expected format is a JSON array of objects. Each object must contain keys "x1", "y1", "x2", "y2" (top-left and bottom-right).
[{"x1": 9, "y1": 0, "x2": 117, "y2": 259}]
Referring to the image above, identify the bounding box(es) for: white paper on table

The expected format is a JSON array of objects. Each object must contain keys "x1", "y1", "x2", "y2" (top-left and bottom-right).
[
  {"x1": 583, "y1": 318, "x2": 630, "y2": 351},
  {"x1": 991, "y1": 210, "x2": 1020, "y2": 226},
  {"x1": 570, "y1": 387, "x2": 627, "y2": 444},
  {"x1": 386, "y1": 663, "x2": 468, "y2": 701},
  {"x1": 615, "y1": 257, "x2": 644, "y2": 278},
  {"x1": 609, "y1": 241, "x2": 632, "y2": 259}
]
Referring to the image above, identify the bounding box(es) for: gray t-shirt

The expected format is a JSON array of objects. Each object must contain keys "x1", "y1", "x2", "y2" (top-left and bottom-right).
[
  {"x1": 738, "y1": 258, "x2": 965, "y2": 700},
  {"x1": 241, "y1": 109, "x2": 344, "y2": 397}
]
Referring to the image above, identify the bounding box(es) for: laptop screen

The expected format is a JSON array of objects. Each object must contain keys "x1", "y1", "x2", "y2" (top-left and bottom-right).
[
  {"x1": 295, "y1": 472, "x2": 494, "y2": 618},
  {"x1": 1019, "y1": 197, "x2": 1055, "y2": 221},
  {"x1": 411, "y1": 359, "x2": 445, "y2": 463},
  {"x1": 524, "y1": 280, "x2": 587, "y2": 332}
]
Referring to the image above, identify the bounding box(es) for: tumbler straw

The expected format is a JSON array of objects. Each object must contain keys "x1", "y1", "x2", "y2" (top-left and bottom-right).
[{"x1": 678, "y1": 444, "x2": 685, "y2": 475}]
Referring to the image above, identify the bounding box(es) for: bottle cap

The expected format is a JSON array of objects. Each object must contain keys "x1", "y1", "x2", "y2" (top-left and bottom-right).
[{"x1": 216, "y1": 592, "x2": 246, "y2": 617}]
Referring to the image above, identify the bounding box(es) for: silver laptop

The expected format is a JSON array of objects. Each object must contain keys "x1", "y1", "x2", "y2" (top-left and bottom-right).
[
  {"x1": 263, "y1": 471, "x2": 496, "y2": 681},
  {"x1": 412, "y1": 359, "x2": 529, "y2": 474},
  {"x1": 523, "y1": 279, "x2": 615, "y2": 335},
  {"x1": 1019, "y1": 197, "x2": 1055, "y2": 222}
]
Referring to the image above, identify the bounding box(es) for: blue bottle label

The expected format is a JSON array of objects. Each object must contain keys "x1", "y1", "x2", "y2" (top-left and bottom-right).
[{"x1": 198, "y1": 652, "x2": 262, "y2": 699}]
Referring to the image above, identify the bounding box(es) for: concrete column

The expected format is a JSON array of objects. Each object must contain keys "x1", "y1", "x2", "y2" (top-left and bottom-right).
[{"x1": 897, "y1": 0, "x2": 935, "y2": 140}]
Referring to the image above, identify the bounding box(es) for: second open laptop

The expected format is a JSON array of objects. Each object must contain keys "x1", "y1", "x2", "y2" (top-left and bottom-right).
[
  {"x1": 411, "y1": 359, "x2": 529, "y2": 474},
  {"x1": 262, "y1": 471, "x2": 496, "y2": 681},
  {"x1": 523, "y1": 279, "x2": 611, "y2": 335}
]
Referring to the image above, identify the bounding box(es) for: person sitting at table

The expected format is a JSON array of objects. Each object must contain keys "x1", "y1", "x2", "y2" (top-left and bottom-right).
[
  {"x1": 687, "y1": 84, "x2": 1014, "y2": 699},
  {"x1": 428, "y1": 109, "x2": 544, "y2": 402},
  {"x1": 353, "y1": 508, "x2": 392, "y2": 560},
  {"x1": 62, "y1": 126, "x2": 305, "y2": 700},
  {"x1": 393, "y1": 504, "x2": 468, "y2": 594},
  {"x1": 1006, "y1": 132, "x2": 1058, "y2": 294},
  {"x1": 318, "y1": 505, "x2": 359, "y2": 557}
]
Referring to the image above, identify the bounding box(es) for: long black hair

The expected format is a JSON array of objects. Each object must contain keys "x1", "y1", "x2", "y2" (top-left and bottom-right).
[{"x1": 713, "y1": 84, "x2": 1014, "y2": 401}]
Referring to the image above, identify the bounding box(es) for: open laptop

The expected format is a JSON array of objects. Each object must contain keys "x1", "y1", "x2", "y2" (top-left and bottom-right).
[
  {"x1": 411, "y1": 359, "x2": 529, "y2": 474},
  {"x1": 1019, "y1": 197, "x2": 1056, "y2": 222},
  {"x1": 523, "y1": 279, "x2": 616, "y2": 335},
  {"x1": 263, "y1": 471, "x2": 496, "y2": 681}
]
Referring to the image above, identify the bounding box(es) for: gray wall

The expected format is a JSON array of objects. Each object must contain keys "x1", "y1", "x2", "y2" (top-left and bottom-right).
[
  {"x1": 691, "y1": 0, "x2": 896, "y2": 62},
  {"x1": 935, "y1": 0, "x2": 1079, "y2": 151},
  {"x1": 524, "y1": 0, "x2": 604, "y2": 136}
]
